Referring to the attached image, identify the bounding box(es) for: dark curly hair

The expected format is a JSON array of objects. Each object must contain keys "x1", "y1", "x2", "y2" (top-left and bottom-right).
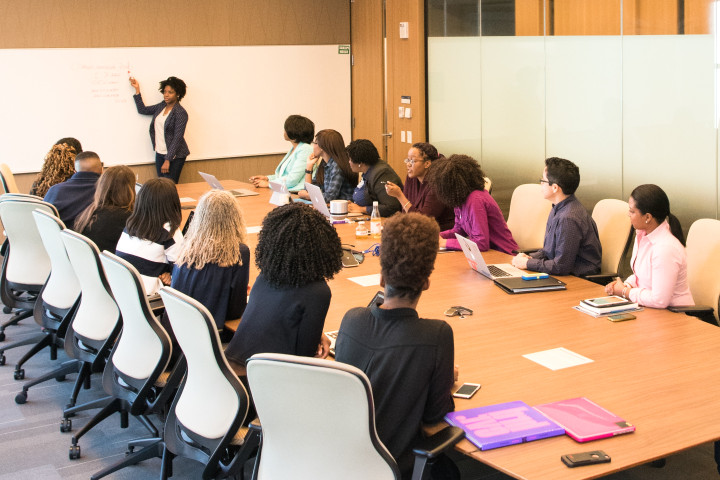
[
  {"x1": 346, "y1": 139, "x2": 381, "y2": 167},
  {"x1": 159, "y1": 76, "x2": 187, "y2": 101},
  {"x1": 255, "y1": 203, "x2": 343, "y2": 288},
  {"x1": 381, "y1": 213, "x2": 440, "y2": 300},
  {"x1": 412, "y1": 142, "x2": 442, "y2": 162},
  {"x1": 426, "y1": 154, "x2": 486, "y2": 208}
]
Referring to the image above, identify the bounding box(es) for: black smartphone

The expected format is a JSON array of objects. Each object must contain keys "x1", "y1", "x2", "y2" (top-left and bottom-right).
[{"x1": 561, "y1": 450, "x2": 611, "y2": 468}]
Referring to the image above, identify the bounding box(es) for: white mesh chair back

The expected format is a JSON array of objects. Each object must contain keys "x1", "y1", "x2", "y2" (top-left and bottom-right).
[
  {"x1": 60, "y1": 230, "x2": 119, "y2": 341},
  {"x1": 506, "y1": 184, "x2": 552, "y2": 251},
  {"x1": 592, "y1": 199, "x2": 632, "y2": 274},
  {"x1": 247, "y1": 353, "x2": 398, "y2": 480},
  {"x1": 159, "y1": 287, "x2": 243, "y2": 439},
  {"x1": 101, "y1": 252, "x2": 167, "y2": 380},
  {"x1": 32, "y1": 210, "x2": 80, "y2": 310},
  {"x1": 686, "y1": 219, "x2": 720, "y2": 321},
  {"x1": 0, "y1": 197, "x2": 55, "y2": 285}
]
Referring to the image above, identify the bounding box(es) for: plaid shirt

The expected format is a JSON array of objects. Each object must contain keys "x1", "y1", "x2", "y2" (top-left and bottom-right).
[{"x1": 319, "y1": 157, "x2": 354, "y2": 202}]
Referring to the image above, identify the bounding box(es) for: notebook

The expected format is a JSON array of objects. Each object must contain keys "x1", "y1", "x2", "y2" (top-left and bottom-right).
[
  {"x1": 533, "y1": 397, "x2": 635, "y2": 442},
  {"x1": 494, "y1": 276, "x2": 566, "y2": 294},
  {"x1": 198, "y1": 172, "x2": 259, "y2": 197},
  {"x1": 454, "y1": 233, "x2": 525, "y2": 279},
  {"x1": 445, "y1": 401, "x2": 565, "y2": 451}
]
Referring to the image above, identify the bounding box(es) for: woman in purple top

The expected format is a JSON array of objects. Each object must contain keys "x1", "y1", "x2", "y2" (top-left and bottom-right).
[
  {"x1": 428, "y1": 154, "x2": 518, "y2": 254},
  {"x1": 384, "y1": 142, "x2": 455, "y2": 231}
]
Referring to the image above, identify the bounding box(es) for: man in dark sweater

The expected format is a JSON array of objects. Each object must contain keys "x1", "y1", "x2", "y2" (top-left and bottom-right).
[
  {"x1": 44, "y1": 151, "x2": 102, "y2": 228},
  {"x1": 335, "y1": 213, "x2": 457, "y2": 479}
]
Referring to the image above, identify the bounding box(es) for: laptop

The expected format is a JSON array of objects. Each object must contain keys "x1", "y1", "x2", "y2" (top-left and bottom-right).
[
  {"x1": 533, "y1": 397, "x2": 635, "y2": 442},
  {"x1": 454, "y1": 233, "x2": 525, "y2": 279},
  {"x1": 198, "y1": 172, "x2": 259, "y2": 197},
  {"x1": 304, "y1": 182, "x2": 332, "y2": 218}
]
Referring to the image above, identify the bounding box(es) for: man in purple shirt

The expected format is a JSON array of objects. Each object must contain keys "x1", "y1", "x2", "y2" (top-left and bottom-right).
[{"x1": 512, "y1": 157, "x2": 601, "y2": 276}]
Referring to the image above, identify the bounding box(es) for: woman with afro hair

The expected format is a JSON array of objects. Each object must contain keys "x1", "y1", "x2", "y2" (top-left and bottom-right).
[{"x1": 224, "y1": 202, "x2": 343, "y2": 375}]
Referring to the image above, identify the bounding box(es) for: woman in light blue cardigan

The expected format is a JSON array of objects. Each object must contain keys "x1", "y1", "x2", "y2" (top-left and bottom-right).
[{"x1": 250, "y1": 115, "x2": 314, "y2": 192}]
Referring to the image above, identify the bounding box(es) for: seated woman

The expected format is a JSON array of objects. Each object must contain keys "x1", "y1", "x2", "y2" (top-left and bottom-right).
[
  {"x1": 249, "y1": 115, "x2": 314, "y2": 192},
  {"x1": 74, "y1": 165, "x2": 136, "y2": 253},
  {"x1": 605, "y1": 184, "x2": 693, "y2": 308},
  {"x1": 115, "y1": 178, "x2": 183, "y2": 295},
  {"x1": 30, "y1": 142, "x2": 79, "y2": 197},
  {"x1": 297, "y1": 129, "x2": 357, "y2": 202},
  {"x1": 384, "y1": 142, "x2": 455, "y2": 231},
  {"x1": 428, "y1": 154, "x2": 518, "y2": 254},
  {"x1": 171, "y1": 190, "x2": 250, "y2": 332},
  {"x1": 224, "y1": 203, "x2": 343, "y2": 375},
  {"x1": 346, "y1": 139, "x2": 403, "y2": 217}
]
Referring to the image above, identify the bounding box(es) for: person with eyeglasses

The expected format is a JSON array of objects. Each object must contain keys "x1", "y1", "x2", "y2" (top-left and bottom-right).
[
  {"x1": 511, "y1": 157, "x2": 601, "y2": 276},
  {"x1": 384, "y1": 142, "x2": 455, "y2": 231}
]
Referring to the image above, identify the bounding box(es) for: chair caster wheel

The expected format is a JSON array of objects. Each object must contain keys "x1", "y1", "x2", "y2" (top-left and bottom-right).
[
  {"x1": 69, "y1": 444, "x2": 81, "y2": 460},
  {"x1": 13, "y1": 368, "x2": 24, "y2": 380},
  {"x1": 3, "y1": 306, "x2": 10, "y2": 314},
  {"x1": 60, "y1": 418, "x2": 72, "y2": 433},
  {"x1": 55, "y1": 375, "x2": 66, "y2": 382},
  {"x1": 0, "y1": 354, "x2": 5, "y2": 365},
  {"x1": 0, "y1": 332, "x2": 5, "y2": 341},
  {"x1": 15, "y1": 391, "x2": 27, "y2": 404}
]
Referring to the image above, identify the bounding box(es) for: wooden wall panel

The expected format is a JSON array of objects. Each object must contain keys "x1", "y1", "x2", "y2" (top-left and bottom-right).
[
  {"x1": 351, "y1": 0, "x2": 385, "y2": 151},
  {"x1": 685, "y1": 0, "x2": 713, "y2": 34},
  {"x1": 624, "y1": 0, "x2": 678, "y2": 35},
  {"x1": 553, "y1": 0, "x2": 621, "y2": 35},
  {"x1": 0, "y1": 0, "x2": 349, "y2": 48},
  {"x1": 386, "y1": 0, "x2": 426, "y2": 173},
  {"x1": 516, "y1": 0, "x2": 544, "y2": 36}
]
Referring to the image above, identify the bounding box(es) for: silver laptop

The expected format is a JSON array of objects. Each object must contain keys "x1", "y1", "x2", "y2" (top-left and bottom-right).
[
  {"x1": 455, "y1": 233, "x2": 525, "y2": 279},
  {"x1": 198, "y1": 172, "x2": 259, "y2": 197},
  {"x1": 304, "y1": 182, "x2": 332, "y2": 219}
]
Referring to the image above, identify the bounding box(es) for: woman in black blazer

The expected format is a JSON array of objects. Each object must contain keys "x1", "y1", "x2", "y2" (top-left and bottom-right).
[{"x1": 129, "y1": 76, "x2": 190, "y2": 183}]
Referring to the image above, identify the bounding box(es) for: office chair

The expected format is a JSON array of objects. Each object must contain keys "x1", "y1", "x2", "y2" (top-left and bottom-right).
[
  {"x1": 668, "y1": 218, "x2": 720, "y2": 325},
  {"x1": 158, "y1": 286, "x2": 260, "y2": 480},
  {"x1": 67, "y1": 251, "x2": 176, "y2": 463},
  {"x1": 0, "y1": 196, "x2": 55, "y2": 344},
  {"x1": 506, "y1": 184, "x2": 552, "y2": 253},
  {"x1": 0, "y1": 164, "x2": 21, "y2": 194},
  {"x1": 584, "y1": 199, "x2": 633, "y2": 285},
  {"x1": 246, "y1": 353, "x2": 465, "y2": 480},
  {"x1": 57, "y1": 230, "x2": 122, "y2": 432},
  {"x1": 4, "y1": 210, "x2": 80, "y2": 382}
]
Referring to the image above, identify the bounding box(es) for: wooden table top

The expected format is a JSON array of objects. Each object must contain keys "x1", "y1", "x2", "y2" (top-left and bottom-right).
[{"x1": 177, "y1": 180, "x2": 720, "y2": 480}]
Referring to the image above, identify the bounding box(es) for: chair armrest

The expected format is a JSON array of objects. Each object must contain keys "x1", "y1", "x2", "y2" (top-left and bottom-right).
[
  {"x1": 583, "y1": 274, "x2": 616, "y2": 286},
  {"x1": 511, "y1": 248, "x2": 540, "y2": 255},
  {"x1": 668, "y1": 305, "x2": 717, "y2": 326},
  {"x1": 412, "y1": 426, "x2": 465, "y2": 459}
]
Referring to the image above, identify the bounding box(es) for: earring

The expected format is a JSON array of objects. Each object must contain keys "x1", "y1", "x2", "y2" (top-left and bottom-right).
[{"x1": 645, "y1": 219, "x2": 649, "y2": 224}]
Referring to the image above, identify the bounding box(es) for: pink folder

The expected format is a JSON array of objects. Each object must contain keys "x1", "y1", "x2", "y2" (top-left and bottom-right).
[{"x1": 533, "y1": 397, "x2": 635, "y2": 442}]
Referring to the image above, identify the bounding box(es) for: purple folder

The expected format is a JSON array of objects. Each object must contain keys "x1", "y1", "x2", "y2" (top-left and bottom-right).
[{"x1": 445, "y1": 400, "x2": 565, "y2": 450}]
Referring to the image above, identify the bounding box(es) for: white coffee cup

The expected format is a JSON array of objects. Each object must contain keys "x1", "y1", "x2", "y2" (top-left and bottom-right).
[{"x1": 330, "y1": 199, "x2": 349, "y2": 220}]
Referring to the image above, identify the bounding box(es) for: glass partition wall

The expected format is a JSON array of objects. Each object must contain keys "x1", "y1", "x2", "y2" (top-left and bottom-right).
[{"x1": 427, "y1": 0, "x2": 718, "y2": 230}]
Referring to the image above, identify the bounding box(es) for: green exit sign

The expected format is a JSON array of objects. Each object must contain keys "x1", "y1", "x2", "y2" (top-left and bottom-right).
[{"x1": 338, "y1": 45, "x2": 350, "y2": 54}]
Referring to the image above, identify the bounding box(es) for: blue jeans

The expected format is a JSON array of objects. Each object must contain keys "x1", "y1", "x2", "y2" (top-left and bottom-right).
[{"x1": 155, "y1": 153, "x2": 186, "y2": 184}]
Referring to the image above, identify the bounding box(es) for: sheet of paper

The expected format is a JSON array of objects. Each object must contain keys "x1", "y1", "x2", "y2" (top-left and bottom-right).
[
  {"x1": 246, "y1": 225, "x2": 262, "y2": 234},
  {"x1": 523, "y1": 347, "x2": 593, "y2": 371},
  {"x1": 179, "y1": 197, "x2": 195, "y2": 203},
  {"x1": 348, "y1": 273, "x2": 382, "y2": 287}
]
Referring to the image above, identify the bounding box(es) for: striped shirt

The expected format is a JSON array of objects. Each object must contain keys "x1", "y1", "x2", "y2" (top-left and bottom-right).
[{"x1": 115, "y1": 223, "x2": 184, "y2": 295}]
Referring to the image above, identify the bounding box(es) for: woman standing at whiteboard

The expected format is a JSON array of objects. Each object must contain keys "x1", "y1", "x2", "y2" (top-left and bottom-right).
[
  {"x1": 129, "y1": 76, "x2": 190, "y2": 183},
  {"x1": 249, "y1": 115, "x2": 314, "y2": 192}
]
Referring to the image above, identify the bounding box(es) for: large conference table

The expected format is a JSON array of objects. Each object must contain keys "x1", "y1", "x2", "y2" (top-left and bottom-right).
[{"x1": 178, "y1": 180, "x2": 720, "y2": 480}]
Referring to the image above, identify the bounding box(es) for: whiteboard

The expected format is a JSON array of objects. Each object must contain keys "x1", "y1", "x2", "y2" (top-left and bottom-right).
[{"x1": 0, "y1": 45, "x2": 351, "y2": 173}]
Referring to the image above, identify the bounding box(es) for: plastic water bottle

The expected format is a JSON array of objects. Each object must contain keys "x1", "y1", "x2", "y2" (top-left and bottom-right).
[{"x1": 370, "y1": 201, "x2": 381, "y2": 239}]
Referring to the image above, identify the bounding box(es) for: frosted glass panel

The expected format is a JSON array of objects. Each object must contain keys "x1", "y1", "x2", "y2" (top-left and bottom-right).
[
  {"x1": 545, "y1": 36, "x2": 623, "y2": 208},
  {"x1": 428, "y1": 37, "x2": 482, "y2": 159},
  {"x1": 480, "y1": 37, "x2": 546, "y2": 206},
  {"x1": 622, "y1": 35, "x2": 716, "y2": 227}
]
